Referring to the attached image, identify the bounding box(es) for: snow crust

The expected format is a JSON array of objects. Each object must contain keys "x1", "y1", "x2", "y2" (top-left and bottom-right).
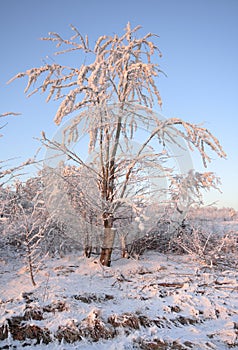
[{"x1": 0, "y1": 249, "x2": 237, "y2": 349}]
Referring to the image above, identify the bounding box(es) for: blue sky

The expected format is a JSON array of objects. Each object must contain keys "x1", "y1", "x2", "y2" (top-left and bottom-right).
[{"x1": 1, "y1": 0, "x2": 238, "y2": 209}]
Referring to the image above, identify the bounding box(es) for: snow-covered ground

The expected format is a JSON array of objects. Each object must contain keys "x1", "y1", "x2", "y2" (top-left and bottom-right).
[{"x1": 0, "y1": 248, "x2": 237, "y2": 349}]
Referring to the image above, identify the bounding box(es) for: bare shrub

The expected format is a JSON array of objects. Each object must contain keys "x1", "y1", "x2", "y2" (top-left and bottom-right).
[
  {"x1": 125, "y1": 217, "x2": 177, "y2": 258},
  {"x1": 172, "y1": 224, "x2": 238, "y2": 268}
]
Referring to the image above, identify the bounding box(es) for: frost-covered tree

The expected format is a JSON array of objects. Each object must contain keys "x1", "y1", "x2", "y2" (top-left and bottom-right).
[
  {"x1": 0, "y1": 180, "x2": 48, "y2": 285},
  {"x1": 9, "y1": 23, "x2": 226, "y2": 266}
]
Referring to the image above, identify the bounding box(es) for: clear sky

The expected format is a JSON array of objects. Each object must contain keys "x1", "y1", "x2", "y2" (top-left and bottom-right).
[{"x1": 1, "y1": 0, "x2": 238, "y2": 209}]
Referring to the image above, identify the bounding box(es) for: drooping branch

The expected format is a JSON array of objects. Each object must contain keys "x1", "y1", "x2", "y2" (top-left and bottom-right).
[
  {"x1": 0, "y1": 112, "x2": 21, "y2": 117},
  {"x1": 160, "y1": 118, "x2": 226, "y2": 166},
  {"x1": 8, "y1": 23, "x2": 164, "y2": 125}
]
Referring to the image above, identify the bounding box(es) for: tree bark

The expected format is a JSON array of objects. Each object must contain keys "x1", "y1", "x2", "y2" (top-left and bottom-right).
[
  {"x1": 100, "y1": 214, "x2": 115, "y2": 266},
  {"x1": 120, "y1": 235, "x2": 129, "y2": 258}
]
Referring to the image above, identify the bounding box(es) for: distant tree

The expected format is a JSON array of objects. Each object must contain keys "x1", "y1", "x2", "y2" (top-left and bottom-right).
[{"x1": 9, "y1": 23, "x2": 226, "y2": 266}]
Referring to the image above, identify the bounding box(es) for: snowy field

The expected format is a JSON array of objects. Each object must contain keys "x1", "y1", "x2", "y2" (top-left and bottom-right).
[{"x1": 0, "y1": 244, "x2": 237, "y2": 349}]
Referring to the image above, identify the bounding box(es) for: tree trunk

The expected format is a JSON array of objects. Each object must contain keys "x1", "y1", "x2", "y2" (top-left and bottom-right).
[
  {"x1": 27, "y1": 243, "x2": 36, "y2": 286},
  {"x1": 100, "y1": 214, "x2": 115, "y2": 266},
  {"x1": 120, "y1": 235, "x2": 129, "y2": 258},
  {"x1": 84, "y1": 245, "x2": 92, "y2": 258}
]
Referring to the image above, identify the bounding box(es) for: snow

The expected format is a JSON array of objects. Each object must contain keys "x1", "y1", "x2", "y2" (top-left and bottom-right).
[{"x1": 0, "y1": 248, "x2": 237, "y2": 349}]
